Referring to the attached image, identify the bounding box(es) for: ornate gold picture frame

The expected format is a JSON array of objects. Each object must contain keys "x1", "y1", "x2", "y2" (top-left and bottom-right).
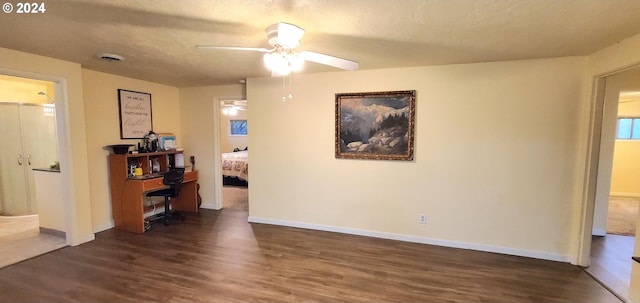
[{"x1": 335, "y1": 90, "x2": 416, "y2": 161}]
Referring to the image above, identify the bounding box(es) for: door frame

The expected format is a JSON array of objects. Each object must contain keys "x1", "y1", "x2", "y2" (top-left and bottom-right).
[
  {"x1": 578, "y1": 65, "x2": 640, "y2": 266},
  {"x1": 0, "y1": 69, "x2": 74, "y2": 246},
  {"x1": 212, "y1": 96, "x2": 246, "y2": 210}
]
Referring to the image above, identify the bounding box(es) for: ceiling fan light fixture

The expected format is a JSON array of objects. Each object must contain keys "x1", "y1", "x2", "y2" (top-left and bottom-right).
[
  {"x1": 288, "y1": 53, "x2": 304, "y2": 72},
  {"x1": 221, "y1": 100, "x2": 246, "y2": 116},
  {"x1": 198, "y1": 21, "x2": 358, "y2": 78},
  {"x1": 221, "y1": 106, "x2": 239, "y2": 116},
  {"x1": 263, "y1": 52, "x2": 292, "y2": 75},
  {"x1": 229, "y1": 107, "x2": 239, "y2": 116}
]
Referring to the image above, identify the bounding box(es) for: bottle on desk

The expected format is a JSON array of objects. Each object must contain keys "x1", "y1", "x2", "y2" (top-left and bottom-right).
[
  {"x1": 128, "y1": 160, "x2": 137, "y2": 177},
  {"x1": 152, "y1": 158, "x2": 160, "y2": 173}
]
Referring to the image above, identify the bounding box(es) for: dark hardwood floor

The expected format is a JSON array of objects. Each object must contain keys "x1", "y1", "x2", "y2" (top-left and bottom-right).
[{"x1": 0, "y1": 209, "x2": 621, "y2": 303}]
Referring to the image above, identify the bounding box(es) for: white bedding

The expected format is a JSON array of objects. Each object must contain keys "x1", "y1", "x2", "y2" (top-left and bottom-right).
[{"x1": 221, "y1": 150, "x2": 248, "y2": 181}]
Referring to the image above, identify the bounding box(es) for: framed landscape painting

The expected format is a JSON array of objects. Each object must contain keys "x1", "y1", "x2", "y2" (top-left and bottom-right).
[{"x1": 335, "y1": 90, "x2": 416, "y2": 161}]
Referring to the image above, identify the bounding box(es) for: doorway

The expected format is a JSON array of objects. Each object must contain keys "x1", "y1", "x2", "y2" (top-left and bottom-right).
[
  {"x1": 218, "y1": 99, "x2": 248, "y2": 211},
  {"x1": 0, "y1": 74, "x2": 66, "y2": 268},
  {"x1": 586, "y1": 66, "x2": 640, "y2": 300}
]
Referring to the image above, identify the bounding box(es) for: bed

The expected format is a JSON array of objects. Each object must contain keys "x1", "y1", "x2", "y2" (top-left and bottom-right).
[{"x1": 221, "y1": 150, "x2": 248, "y2": 185}]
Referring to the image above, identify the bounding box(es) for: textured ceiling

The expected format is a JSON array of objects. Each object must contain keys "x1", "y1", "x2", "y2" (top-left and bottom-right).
[{"x1": 1, "y1": 0, "x2": 640, "y2": 87}]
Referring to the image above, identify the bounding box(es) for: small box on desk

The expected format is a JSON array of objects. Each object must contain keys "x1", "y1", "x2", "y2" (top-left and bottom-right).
[{"x1": 157, "y1": 133, "x2": 177, "y2": 150}]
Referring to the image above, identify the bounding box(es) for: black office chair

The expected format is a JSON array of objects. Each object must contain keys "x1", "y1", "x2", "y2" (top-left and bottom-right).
[{"x1": 147, "y1": 168, "x2": 185, "y2": 226}]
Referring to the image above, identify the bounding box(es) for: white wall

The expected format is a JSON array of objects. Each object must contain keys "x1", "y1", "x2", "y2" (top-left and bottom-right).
[
  {"x1": 247, "y1": 57, "x2": 588, "y2": 262},
  {"x1": 33, "y1": 171, "x2": 65, "y2": 231}
]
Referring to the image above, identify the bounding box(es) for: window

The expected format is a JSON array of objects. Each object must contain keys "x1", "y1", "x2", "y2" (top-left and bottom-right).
[
  {"x1": 230, "y1": 119, "x2": 248, "y2": 136},
  {"x1": 616, "y1": 117, "x2": 640, "y2": 139}
]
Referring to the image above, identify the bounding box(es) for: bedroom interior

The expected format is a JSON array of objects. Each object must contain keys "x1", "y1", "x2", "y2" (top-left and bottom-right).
[
  {"x1": 219, "y1": 99, "x2": 249, "y2": 211},
  {"x1": 2, "y1": 1, "x2": 640, "y2": 302}
]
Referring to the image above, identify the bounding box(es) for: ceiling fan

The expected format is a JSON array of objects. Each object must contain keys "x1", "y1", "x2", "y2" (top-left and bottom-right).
[{"x1": 196, "y1": 22, "x2": 359, "y2": 77}]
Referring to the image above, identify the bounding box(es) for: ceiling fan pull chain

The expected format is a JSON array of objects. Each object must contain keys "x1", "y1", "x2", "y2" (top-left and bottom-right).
[
  {"x1": 281, "y1": 75, "x2": 287, "y2": 102},
  {"x1": 288, "y1": 73, "x2": 293, "y2": 100}
]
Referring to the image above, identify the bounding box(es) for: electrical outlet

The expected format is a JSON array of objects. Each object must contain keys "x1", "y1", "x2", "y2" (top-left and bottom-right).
[{"x1": 418, "y1": 213, "x2": 426, "y2": 224}]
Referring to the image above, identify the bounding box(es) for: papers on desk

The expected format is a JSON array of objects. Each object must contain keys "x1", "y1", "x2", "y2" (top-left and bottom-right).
[
  {"x1": 129, "y1": 173, "x2": 162, "y2": 180},
  {"x1": 174, "y1": 153, "x2": 184, "y2": 168}
]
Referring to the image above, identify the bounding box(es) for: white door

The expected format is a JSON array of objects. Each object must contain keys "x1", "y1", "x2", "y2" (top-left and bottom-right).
[
  {"x1": 19, "y1": 104, "x2": 58, "y2": 214},
  {"x1": 0, "y1": 104, "x2": 30, "y2": 215},
  {"x1": 0, "y1": 103, "x2": 57, "y2": 216}
]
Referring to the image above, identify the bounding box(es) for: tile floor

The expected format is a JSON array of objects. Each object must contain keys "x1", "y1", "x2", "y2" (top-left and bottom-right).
[{"x1": 0, "y1": 215, "x2": 66, "y2": 269}]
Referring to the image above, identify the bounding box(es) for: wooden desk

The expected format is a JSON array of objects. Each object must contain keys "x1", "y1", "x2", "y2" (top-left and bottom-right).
[{"x1": 109, "y1": 152, "x2": 200, "y2": 233}]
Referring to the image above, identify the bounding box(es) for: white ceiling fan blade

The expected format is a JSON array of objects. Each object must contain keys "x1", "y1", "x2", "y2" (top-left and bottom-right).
[
  {"x1": 300, "y1": 51, "x2": 359, "y2": 71},
  {"x1": 196, "y1": 45, "x2": 272, "y2": 53}
]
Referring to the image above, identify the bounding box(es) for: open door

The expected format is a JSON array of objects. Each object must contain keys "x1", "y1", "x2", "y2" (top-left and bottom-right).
[
  {"x1": 216, "y1": 99, "x2": 248, "y2": 211},
  {"x1": 587, "y1": 67, "x2": 640, "y2": 301}
]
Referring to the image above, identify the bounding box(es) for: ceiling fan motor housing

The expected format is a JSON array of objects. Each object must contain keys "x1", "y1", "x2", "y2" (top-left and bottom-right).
[{"x1": 266, "y1": 22, "x2": 305, "y2": 49}]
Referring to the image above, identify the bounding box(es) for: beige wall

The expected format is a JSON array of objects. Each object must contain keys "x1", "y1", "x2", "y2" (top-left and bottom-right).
[
  {"x1": 0, "y1": 74, "x2": 54, "y2": 104},
  {"x1": 588, "y1": 33, "x2": 640, "y2": 77},
  {"x1": 220, "y1": 109, "x2": 248, "y2": 153},
  {"x1": 247, "y1": 57, "x2": 588, "y2": 262},
  {"x1": 82, "y1": 69, "x2": 181, "y2": 232},
  {"x1": 179, "y1": 85, "x2": 244, "y2": 209},
  {"x1": 0, "y1": 47, "x2": 93, "y2": 245},
  {"x1": 611, "y1": 96, "x2": 640, "y2": 196}
]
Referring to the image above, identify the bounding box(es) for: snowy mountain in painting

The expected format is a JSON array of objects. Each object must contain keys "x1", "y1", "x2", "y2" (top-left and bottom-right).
[{"x1": 340, "y1": 103, "x2": 409, "y2": 143}]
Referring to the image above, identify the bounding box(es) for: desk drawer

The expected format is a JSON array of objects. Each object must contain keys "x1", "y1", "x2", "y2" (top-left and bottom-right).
[
  {"x1": 142, "y1": 178, "x2": 165, "y2": 192},
  {"x1": 184, "y1": 170, "x2": 198, "y2": 182}
]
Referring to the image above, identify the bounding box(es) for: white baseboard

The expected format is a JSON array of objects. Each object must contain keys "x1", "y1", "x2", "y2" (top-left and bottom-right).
[
  {"x1": 69, "y1": 232, "x2": 95, "y2": 246},
  {"x1": 592, "y1": 228, "x2": 607, "y2": 236},
  {"x1": 200, "y1": 202, "x2": 220, "y2": 210},
  {"x1": 610, "y1": 192, "x2": 640, "y2": 198},
  {"x1": 93, "y1": 222, "x2": 114, "y2": 234},
  {"x1": 248, "y1": 216, "x2": 571, "y2": 263}
]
